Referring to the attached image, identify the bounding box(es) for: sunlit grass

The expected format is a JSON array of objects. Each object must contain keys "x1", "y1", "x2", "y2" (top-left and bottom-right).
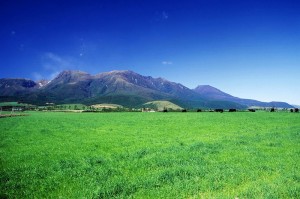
[{"x1": 1, "y1": 112, "x2": 299, "y2": 198}]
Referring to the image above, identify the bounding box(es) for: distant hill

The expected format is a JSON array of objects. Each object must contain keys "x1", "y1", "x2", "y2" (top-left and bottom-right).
[
  {"x1": 193, "y1": 85, "x2": 294, "y2": 109},
  {"x1": 0, "y1": 70, "x2": 294, "y2": 109},
  {"x1": 142, "y1": 100, "x2": 183, "y2": 111},
  {"x1": 194, "y1": 85, "x2": 234, "y2": 100}
]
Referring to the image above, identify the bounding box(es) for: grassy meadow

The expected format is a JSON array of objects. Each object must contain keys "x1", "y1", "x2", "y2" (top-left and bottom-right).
[{"x1": 1, "y1": 111, "x2": 300, "y2": 198}]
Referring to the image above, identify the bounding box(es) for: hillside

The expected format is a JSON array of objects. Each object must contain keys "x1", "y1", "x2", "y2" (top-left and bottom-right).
[{"x1": 142, "y1": 100, "x2": 183, "y2": 111}]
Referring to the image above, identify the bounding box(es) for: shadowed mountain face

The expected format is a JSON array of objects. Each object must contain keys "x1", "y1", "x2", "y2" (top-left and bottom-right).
[
  {"x1": 91, "y1": 70, "x2": 203, "y2": 100},
  {"x1": 0, "y1": 78, "x2": 37, "y2": 96},
  {"x1": 0, "y1": 70, "x2": 294, "y2": 108}
]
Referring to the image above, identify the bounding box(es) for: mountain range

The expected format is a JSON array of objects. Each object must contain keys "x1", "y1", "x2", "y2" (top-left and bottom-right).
[{"x1": 0, "y1": 70, "x2": 294, "y2": 109}]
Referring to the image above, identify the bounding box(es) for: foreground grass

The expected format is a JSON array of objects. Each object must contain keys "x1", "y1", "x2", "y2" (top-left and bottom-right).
[{"x1": 1, "y1": 112, "x2": 300, "y2": 198}]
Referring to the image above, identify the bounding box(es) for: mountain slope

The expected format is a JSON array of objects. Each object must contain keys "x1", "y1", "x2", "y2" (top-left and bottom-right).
[
  {"x1": 0, "y1": 78, "x2": 39, "y2": 102},
  {"x1": 77, "y1": 70, "x2": 208, "y2": 107},
  {"x1": 91, "y1": 70, "x2": 202, "y2": 100},
  {"x1": 194, "y1": 85, "x2": 234, "y2": 100},
  {"x1": 0, "y1": 78, "x2": 37, "y2": 96}
]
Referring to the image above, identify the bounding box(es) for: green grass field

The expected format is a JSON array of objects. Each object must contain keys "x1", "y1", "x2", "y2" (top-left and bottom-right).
[{"x1": 1, "y1": 112, "x2": 300, "y2": 198}]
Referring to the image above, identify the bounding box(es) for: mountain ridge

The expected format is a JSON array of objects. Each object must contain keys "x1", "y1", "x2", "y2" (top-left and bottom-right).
[{"x1": 0, "y1": 70, "x2": 294, "y2": 109}]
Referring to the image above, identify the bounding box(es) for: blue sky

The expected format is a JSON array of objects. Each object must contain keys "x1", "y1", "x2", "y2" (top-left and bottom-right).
[{"x1": 1, "y1": 0, "x2": 299, "y2": 104}]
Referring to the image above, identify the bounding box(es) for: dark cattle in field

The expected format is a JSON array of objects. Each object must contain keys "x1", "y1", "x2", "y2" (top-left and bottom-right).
[
  {"x1": 290, "y1": 109, "x2": 294, "y2": 112},
  {"x1": 197, "y1": 109, "x2": 202, "y2": 112},
  {"x1": 163, "y1": 109, "x2": 168, "y2": 112},
  {"x1": 270, "y1": 107, "x2": 275, "y2": 112},
  {"x1": 182, "y1": 109, "x2": 187, "y2": 112},
  {"x1": 248, "y1": 109, "x2": 256, "y2": 112},
  {"x1": 229, "y1": 109, "x2": 236, "y2": 112},
  {"x1": 295, "y1": 108, "x2": 299, "y2": 113},
  {"x1": 215, "y1": 109, "x2": 223, "y2": 113}
]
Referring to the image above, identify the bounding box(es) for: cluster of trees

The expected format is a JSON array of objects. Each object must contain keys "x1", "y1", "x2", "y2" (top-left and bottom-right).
[
  {"x1": 290, "y1": 108, "x2": 299, "y2": 113},
  {"x1": 37, "y1": 104, "x2": 141, "y2": 112}
]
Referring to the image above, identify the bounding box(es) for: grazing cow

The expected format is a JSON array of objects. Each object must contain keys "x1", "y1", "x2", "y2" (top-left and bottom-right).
[
  {"x1": 215, "y1": 109, "x2": 223, "y2": 113},
  {"x1": 163, "y1": 109, "x2": 168, "y2": 112},
  {"x1": 229, "y1": 109, "x2": 237, "y2": 112},
  {"x1": 197, "y1": 109, "x2": 202, "y2": 112},
  {"x1": 290, "y1": 109, "x2": 294, "y2": 113},
  {"x1": 295, "y1": 108, "x2": 299, "y2": 113},
  {"x1": 248, "y1": 109, "x2": 256, "y2": 112},
  {"x1": 182, "y1": 109, "x2": 187, "y2": 112},
  {"x1": 270, "y1": 107, "x2": 275, "y2": 112}
]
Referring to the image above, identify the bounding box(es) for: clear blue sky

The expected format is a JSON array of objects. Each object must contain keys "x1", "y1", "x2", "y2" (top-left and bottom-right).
[{"x1": 1, "y1": 0, "x2": 299, "y2": 104}]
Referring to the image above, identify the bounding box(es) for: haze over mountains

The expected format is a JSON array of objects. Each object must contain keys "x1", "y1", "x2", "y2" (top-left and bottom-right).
[{"x1": 0, "y1": 70, "x2": 294, "y2": 109}]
